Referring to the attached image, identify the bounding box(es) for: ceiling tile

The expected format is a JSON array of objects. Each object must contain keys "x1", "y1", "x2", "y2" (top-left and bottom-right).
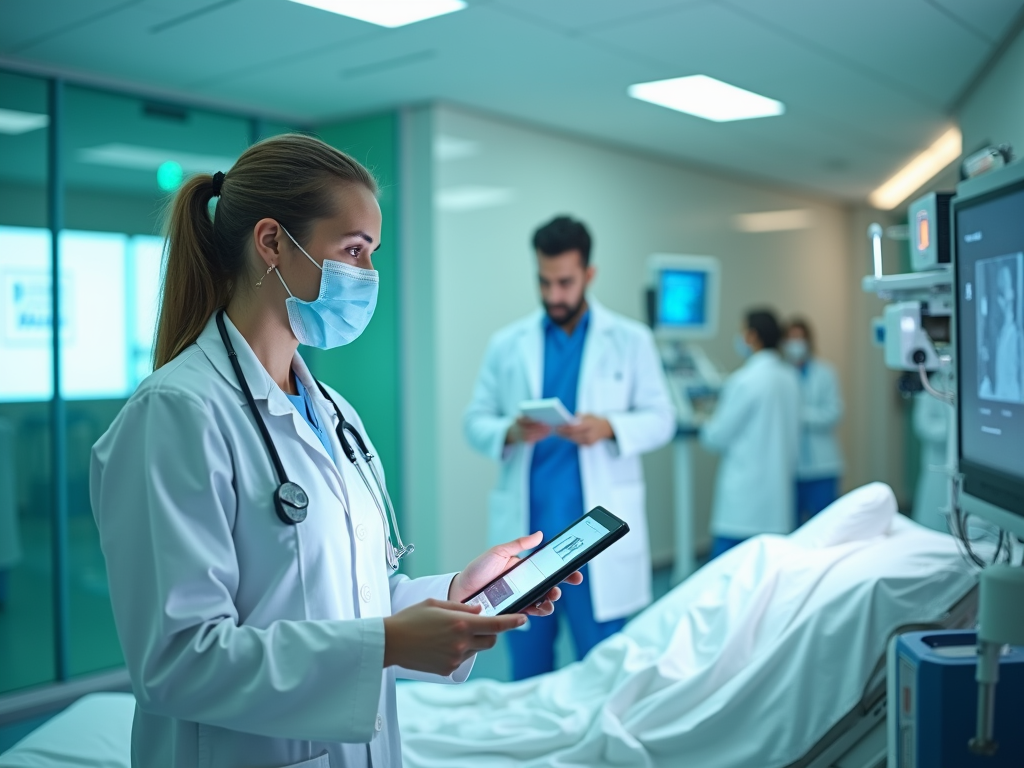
[
  {"x1": 723, "y1": 0, "x2": 1000, "y2": 105},
  {"x1": 929, "y1": 0, "x2": 1024, "y2": 42}
]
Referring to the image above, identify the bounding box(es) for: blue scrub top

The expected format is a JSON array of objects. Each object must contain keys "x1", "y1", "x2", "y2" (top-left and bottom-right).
[
  {"x1": 529, "y1": 311, "x2": 590, "y2": 537},
  {"x1": 286, "y1": 375, "x2": 336, "y2": 463}
]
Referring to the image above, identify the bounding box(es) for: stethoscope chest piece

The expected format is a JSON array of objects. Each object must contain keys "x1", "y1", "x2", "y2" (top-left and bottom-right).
[{"x1": 275, "y1": 481, "x2": 309, "y2": 525}]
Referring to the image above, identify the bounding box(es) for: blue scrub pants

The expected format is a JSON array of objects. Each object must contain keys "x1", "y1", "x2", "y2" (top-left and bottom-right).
[
  {"x1": 710, "y1": 536, "x2": 747, "y2": 559},
  {"x1": 0, "y1": 569, "x2": 8, "y2": 607},
  {"x1": 796, "y1": 477, "x2": 839, "y2": 528},
  {"x1": 505, "y1": 563, "x2": 624, "y2": 680}
]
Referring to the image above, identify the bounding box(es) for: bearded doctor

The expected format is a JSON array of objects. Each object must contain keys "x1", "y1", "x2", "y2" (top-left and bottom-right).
[
  {"x1": 464, "y1": 215, "x2": 675, "y2": 680},
  {"x1": 90, "y1": 134, "x2": 579, "y2": 768}
]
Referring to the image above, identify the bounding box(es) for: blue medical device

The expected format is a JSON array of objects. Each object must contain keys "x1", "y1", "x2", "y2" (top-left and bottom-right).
[
  {"x1": 647, "y1": 254, "x2": 720, "y2": 340},
  {"x1": 888, "y1": 630, "x2": 1024, "y2": 767}
]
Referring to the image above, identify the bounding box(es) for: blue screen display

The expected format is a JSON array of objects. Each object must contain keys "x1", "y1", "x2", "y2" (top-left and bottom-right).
[{"x1": 658, "y1": 269, "x2": 706, "y2": 327}]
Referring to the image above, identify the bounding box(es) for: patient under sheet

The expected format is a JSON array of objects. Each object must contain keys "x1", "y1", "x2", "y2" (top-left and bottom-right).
[{"x1": 397, "y1": 483, "x2": 979, "y2": 768}]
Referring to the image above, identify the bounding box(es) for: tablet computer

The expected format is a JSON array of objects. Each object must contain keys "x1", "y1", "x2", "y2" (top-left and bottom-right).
[
  {"x1": 519, "y1": 397, "x2": 578, "y2": 426},
  {"x1": 462, "y1": 506, "x2": 629, "y2": 616}
]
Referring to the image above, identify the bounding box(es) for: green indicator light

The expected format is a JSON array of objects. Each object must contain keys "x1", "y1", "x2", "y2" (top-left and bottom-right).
[{"x1": 157, "y1": 161, "x2": 183, "y2": 191}]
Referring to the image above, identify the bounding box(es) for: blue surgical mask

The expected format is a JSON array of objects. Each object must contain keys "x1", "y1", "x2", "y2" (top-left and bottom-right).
[
  {"x1": 734, "y1": 334, "x2": 752, "y2": 360},
  {"x1": 275, "y1": 227, "x2": 378, "y2": 349},
  {"x1": 783, "y1": 338, "x2": 809, "y2": 365}
]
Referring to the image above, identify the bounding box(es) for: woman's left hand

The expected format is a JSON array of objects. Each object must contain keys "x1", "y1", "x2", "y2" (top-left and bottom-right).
[{"x1": 448, "y1": 531, "x2": 584, "y2": 616}]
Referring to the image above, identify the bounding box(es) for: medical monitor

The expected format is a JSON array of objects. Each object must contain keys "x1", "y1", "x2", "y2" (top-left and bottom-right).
[
  {"x1": 953, "y1": 160, "x2": 1024, "y2": 538},
  {"x1": 647, "y1": 254, "x2": 720, "y2": 340}
]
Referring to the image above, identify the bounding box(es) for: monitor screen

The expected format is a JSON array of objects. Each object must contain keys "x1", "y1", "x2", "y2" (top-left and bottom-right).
[
  {"x1": 955, "y1": 181, "x2": 1024, "y2": 515},
  {"x1": 658, "y1": 269, "x2": 707, "y2": 328}
]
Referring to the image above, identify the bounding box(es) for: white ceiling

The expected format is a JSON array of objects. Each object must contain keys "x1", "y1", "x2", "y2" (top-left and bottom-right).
[{"x1": 2, "y1": 0, "x2": 1022, "y2": 200}]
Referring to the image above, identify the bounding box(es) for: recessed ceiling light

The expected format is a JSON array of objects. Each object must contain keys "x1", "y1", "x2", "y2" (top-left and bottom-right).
[
  {"x1": 77, "y1": 143, "x2": 236, "y2": 174},
  {"x1": 436, "y1": 186, "x2": 514, "y2": 211},
  {"x1": 0, "y1": 107, "x2": 49, "y2": 135},
  {"x1": 734, "y1": 209, "x2": 814, "y2": 233},
  {"x1": 628, "y1": 75, "x2": 784, "y2": 122},
  {"x1": 287, "y1": 0, "x2": 466, "y2": 27},
  {"x1": 868, "y1": 126, "x2": 962, "y2": 210}
]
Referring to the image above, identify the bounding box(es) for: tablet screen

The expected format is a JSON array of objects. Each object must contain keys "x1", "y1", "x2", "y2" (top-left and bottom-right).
[{"x1": 465, "y1": 515, "x2": 613, "y2": 616}]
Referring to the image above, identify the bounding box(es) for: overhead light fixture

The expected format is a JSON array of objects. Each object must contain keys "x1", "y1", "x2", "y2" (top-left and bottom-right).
[
  {"x1": 628, "y1": 75, "x2": 784, "y2": 122},
  {"x1": 734, "y1": 209, "x2": 814, "y2": 233},
  {"x1": 78, "y1": 143, "x2": 236, "y2": 174},
  {"x1": 436, "y1": 186, "x2": 514, "y2": 212},
  {"x1": 0, "y1": 107, "x2": 49, "y2": 135},
  {"x1": 869, "y1": 127, "x2": 962, "y2": 210},
  {"x1": 287, "y1": 0, "x2": 466, "y2": 27},
  {"x1": 434, "y1": 134, "x2": 479, "y2": 161}
]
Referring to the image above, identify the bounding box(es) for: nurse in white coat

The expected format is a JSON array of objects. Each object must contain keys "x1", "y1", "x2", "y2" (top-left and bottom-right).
[
  {"x1": 782, "y1": 318, "x2": 844, "y2": 526},
  {"x1": 702, "y1": 309, "x2": 800, "y2": 558},
  {"x1": 912, "y1": 371, "x2": 953, "y2": 532},
  {"x1": 464, "y1": 216, "x2": 675, "y2": 678},
  {"x1": 90, "y1": 135, "x2": 577, "y2": 768}
]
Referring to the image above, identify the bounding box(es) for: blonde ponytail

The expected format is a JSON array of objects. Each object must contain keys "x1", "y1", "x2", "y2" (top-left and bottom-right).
[{"x1": 154, "y1": 174, "x2": 224, "y2": 368}]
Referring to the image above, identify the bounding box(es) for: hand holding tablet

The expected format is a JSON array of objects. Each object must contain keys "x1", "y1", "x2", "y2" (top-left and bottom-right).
[{"x1": 518, "y1": 397, "x2": 579, "y2": 426}]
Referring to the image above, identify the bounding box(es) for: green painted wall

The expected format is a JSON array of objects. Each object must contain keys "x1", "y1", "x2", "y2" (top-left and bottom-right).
[{"x1": 306, "y1": 113, "x2": 404, "y2": 520}]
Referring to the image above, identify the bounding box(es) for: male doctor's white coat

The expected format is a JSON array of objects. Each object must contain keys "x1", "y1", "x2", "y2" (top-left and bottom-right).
[
  {"x1": 90, "y1": 314, "x2": 471, "y2": 768},
  {"x1": 463, "y1": 300, "x2": 676, "y2": 622}
]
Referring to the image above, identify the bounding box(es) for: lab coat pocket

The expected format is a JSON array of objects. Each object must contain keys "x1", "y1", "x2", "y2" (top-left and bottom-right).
[
  {"x1": 488, "y1": 489, "x2": 522, "y2": 546},
  {"x1": 609, "y1": 482, "x2": 647, "y2": 557},
  {"x1": 280, "y1": 752, "x2": 331, "y2": 768}
]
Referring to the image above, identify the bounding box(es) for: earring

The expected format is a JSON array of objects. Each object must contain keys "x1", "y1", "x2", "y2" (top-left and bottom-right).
[{"x1": 255, "y1": 265, "x2": 274, "y2": 288}]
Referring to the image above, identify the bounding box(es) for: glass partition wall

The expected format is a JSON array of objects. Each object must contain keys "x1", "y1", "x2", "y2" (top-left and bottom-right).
[{"x1": 0, "y1": 70, "x2": 300, "y2": 695}]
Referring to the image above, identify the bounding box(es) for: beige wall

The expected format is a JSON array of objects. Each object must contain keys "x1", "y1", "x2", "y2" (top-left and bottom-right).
[{"x1": 399, "y1": 104, "x2": 911, "y2": 575}]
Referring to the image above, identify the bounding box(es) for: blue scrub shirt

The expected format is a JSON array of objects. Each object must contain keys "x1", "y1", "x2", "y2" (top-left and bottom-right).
[{"x1": 529, "y1": 311, "x2": 590, "y2": 537}]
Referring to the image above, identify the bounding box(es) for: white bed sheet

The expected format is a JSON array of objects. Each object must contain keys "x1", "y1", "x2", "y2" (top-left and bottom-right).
[
  {"x1": 0, "y1": 692, "x2": 133, "y2": 768},
  {"x1": 0, "y1": 485, "x2": 979, "y2": 768},
  {"x1": 397, "y1": 484, "x2": 979, "y2": 768}
]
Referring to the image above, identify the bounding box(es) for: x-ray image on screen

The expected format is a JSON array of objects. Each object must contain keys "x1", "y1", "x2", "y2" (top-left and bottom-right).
[{"x1": 977, "y1": 252, "x2": 1024, "y2": 403}]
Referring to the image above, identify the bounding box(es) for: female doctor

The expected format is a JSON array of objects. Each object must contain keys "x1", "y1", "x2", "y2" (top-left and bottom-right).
[{"x1": 90, "y1": 134, "x2": 580, "y2": 768}]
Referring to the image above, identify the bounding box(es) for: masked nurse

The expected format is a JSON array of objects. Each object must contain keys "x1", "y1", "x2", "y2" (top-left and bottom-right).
[{"x1": 89, "y1": 134, "x2": 580, "y2": 768}]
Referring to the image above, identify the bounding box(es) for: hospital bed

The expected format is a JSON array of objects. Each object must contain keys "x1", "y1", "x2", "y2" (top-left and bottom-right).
[{"x1": 0, "y1": 483, "x2": 979, "y2": 768}]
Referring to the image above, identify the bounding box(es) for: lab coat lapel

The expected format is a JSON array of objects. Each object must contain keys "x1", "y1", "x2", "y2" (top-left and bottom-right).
[
  {"x1": 577, "y1": 299, "x2": 612, "y2": 412},
  {"x1": 195, "y1": 313, "x2": 347, "y2": 506},
  {"x1": 519, "y1": 311, "x2": 545, "y2": 400}
]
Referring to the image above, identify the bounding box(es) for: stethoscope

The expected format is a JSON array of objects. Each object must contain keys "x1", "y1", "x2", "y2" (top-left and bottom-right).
[{"x1": 216, "y1": 310, "x2": 414, "y2": 572}]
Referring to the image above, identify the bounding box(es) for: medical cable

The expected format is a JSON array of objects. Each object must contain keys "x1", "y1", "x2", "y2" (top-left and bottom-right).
[
  {"x1": 917, "y1": 364, "x2": 955, "y2": 405},
  {"x1": 315, "y1": 382, "x2": 414, "y2": 571}
]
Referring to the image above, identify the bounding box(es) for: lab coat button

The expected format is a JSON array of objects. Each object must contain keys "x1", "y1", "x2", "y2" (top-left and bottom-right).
[
  {"x1": 355, "y1": 524, "x2": 367, "y2": 541},
  {"x1": 360, "y1": 584, "x2": 371, "y2": 602},
  {"x1": 375, "y1": 714, "x2": 383, "y2": 732}
]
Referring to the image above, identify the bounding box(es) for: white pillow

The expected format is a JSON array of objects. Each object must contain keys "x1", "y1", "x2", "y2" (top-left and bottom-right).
[{"x1": 788, "y1": 482, "x2": 897, "y2": 549}]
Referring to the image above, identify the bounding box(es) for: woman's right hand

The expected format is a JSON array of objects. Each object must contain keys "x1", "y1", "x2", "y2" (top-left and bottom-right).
[{"x1": 382, "y1": 598, "x2": 525, "y2": 676}]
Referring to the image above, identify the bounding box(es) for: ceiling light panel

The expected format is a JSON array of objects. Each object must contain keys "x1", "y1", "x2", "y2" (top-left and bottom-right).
[
  {"x1": 734, "y1": 209, "x2": 814, "y2": 233},
  {"x1": 0, "y1": 108, "x2": 49, "y2": 135},
  {"x1": 869, "y1": 127, "x2": 962, "y2": 210},
  {"x1": 628, "y1": 75, "x2": 784, "y2": 122},
  {"x1": 287, "y1": 0, "x2": 466, "y2": 27}
]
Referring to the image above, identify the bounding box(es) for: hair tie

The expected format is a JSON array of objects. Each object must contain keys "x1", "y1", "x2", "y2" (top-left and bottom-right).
[{"x1": 211, "y1": 171, "x2": 225, "y2": 197}]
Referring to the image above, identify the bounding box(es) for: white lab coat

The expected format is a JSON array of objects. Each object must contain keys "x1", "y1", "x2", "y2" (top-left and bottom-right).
[
  {"x1": 701, "y1": 350, "x2": 800, "y2": 539},
  {"x1": 795, "y1": 358, "x2": 844, "y2": 480},
  {"x1": 912, "y1": 375, "x2": 953, "y2": 532},
  {"x1": 90, "y1": 313, "x2": 471, "y2": 768},
  {"x1": 463, "y1": 300, "x2": 675, "y2": 622}
]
